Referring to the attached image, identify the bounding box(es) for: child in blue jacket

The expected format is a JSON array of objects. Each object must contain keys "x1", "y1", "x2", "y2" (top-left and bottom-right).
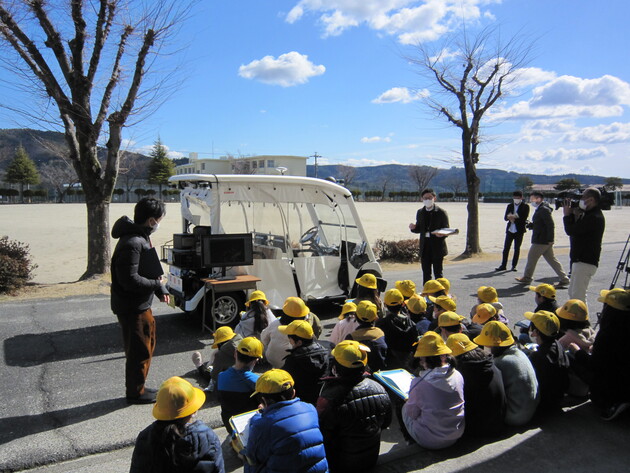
[{"x1": 243, "y1": 369, "x2": 328, "y2": 473}]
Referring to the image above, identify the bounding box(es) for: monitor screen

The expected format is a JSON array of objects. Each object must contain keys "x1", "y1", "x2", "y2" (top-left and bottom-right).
[{"x1": 201, "y1": 233, "x2": 254, "y2": 268}]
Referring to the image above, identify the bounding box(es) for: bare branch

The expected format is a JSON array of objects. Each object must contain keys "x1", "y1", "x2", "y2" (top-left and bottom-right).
[{"x1": 87, "y1": 0, "x2": 116, "y2": 84}]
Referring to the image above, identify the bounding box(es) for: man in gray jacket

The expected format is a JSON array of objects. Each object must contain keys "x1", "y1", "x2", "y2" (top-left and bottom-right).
[{"x1": 515, "y1": 191, "x2": 570, "y2": 287}]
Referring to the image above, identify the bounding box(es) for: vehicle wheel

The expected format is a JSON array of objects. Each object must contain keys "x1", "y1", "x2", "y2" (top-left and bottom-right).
[{"x1": 207, "y1": 291, "x2": 245, "y2": 328}]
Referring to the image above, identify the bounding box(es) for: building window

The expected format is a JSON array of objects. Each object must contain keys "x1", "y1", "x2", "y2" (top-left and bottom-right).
[
  {"x1": 267, "y1": 160, "x2": 275, "y2": 168},
  {"x1": 252, "y1": 160, "x2": 257, "y2": 169},
  {"x1": 201, "y1": 163, "x2": 206, "y2": 170},
  {"x1": 259, "y1": 160, "x2": 265, "y2": 168}
]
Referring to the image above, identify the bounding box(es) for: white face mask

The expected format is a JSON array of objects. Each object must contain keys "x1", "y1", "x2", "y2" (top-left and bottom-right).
[
  {"x1": 150, "y1": 222, "x2": 160, "y2": 234},
  {"x1": 513, "y1": 199, "x2": 522, "y2": 205},
  {"x1": 531, "y1": 201, "x2": 540, "y2": 209},
  {"x1": 423, "y1": 199, "x2": 434, "y2": 209},
  {"x1": 578, "y1": 199, "x2": 587, "y2": 210}
]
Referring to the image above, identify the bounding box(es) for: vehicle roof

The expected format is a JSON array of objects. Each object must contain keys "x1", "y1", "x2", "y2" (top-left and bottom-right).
[{"x1": 169, "y1": 174, "x2": 352, "y2": 197}]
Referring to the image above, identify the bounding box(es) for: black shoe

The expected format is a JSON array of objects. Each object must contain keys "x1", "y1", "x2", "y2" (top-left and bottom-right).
[
  {"x1": 495, "y1": 266, "x2": 507, "y2": 271},
  {"x1": 511, "y1": 267, "x2": 518, "y2": 272},
  {"x1": 601, "y1": 403, "x2": 630, "y2": 421},
  {"x1": 127, "y1": 388, "x2": 157, "y2": 404}
]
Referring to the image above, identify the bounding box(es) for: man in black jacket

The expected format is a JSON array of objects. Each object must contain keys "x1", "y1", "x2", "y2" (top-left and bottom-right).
[
  {"x1": 111, "y1": 198, "x2": 170, "y2": 404},
  {"x1": 563, "y1": 187, "x2": 606, "y2": 306},
  {"x1": 496, "y1": 190, "x2": 530, "y2": 271},
  {"x1": 317, "y1": 340, "x2": 392, "y2": 473},
  {"x1": 409, "y1": 188, "x2": 450, "y2": 284},
  {"x1": 516, "y1": 191, "x2": 569, "y2": 287}
]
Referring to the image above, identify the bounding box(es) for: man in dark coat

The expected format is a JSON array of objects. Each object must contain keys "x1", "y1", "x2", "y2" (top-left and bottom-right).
[
  {"x1": 409, "y1": 188, "x2": 450, "y2": 284},
  {"x1": 317, "y1": 340, "x2": 392, "y2": 473},
  {"x1": 515, "y1": 191, "x2": 569, "y2": 287},
  {"x1": 111, "y1": 198, "x2": 170, "y2": 404},
  {"x1": 496, "y1": 190, "x2": 530, "y2": 271}
]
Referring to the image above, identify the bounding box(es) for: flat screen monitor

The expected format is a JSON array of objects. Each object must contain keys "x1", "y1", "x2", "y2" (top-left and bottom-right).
[{"x1": 201, "y1": 233, "x2": 254, "y2": 270}]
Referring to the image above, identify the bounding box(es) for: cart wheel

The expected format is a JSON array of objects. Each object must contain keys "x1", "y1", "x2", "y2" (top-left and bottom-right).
[{"x1": 209, "y1": 291, "x2": 245, "y2": 328}]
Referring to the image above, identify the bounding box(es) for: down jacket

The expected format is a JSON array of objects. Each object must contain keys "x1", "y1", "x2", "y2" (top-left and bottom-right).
[
  {"x1": 281, "y1": 342, "x2": 330, "y2": 405},
  {"x1": 130, "y1": 420, "x2": 225, "y2": 473},
  {"x1": 317, "y1": 374, "x2": 392, "y2": 473},
  {"x1": 244, "y1": 398, "x2": 328, "y2": 473},
  {"x1": 111, "y1": 216, "x2": 168, "y2": 315}
]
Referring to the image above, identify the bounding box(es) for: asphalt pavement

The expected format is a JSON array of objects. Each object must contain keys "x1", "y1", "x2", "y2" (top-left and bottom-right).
[{"x1": 1, "y1": 238, "x2": 630, "y2": 472}]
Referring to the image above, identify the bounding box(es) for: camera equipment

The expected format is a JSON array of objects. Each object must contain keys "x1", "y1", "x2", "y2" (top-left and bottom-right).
[
  {"x1": 610, "y1": 234, "x2": 630, "y2": 290},
  {"x1": 554, "y1": 187, "x2": 614, "y2": 211}
]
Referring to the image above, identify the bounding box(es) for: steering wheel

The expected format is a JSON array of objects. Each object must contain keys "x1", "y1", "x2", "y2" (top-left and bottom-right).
[{"x1": 299, "y1": 226, "x2": 319, "y2": 245}]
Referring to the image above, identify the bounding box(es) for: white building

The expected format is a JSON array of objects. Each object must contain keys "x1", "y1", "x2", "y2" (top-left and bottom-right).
[{"x1": 175, "y1": 153, "x2": 307, "y2": 176}]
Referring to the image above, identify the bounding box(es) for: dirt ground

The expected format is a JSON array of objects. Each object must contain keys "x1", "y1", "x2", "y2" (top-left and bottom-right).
[{"x1": 1, "y1": 201, "x2": 628, "y2": 300}]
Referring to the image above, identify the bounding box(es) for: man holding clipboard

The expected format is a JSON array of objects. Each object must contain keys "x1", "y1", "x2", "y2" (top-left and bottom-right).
[{"x1": 111, "y1": 198, "x2": 170, "y2": 404}]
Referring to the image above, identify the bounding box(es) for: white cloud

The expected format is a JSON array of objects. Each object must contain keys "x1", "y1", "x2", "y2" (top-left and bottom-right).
[
  {"x1": 511, "y1": 67, "x2": 557, "y2": 89},
  {"x1": 372, "y1": 87, "x2": 428, "y2": 104},
  {"x1": 493, "y1": 75, "x2": 630, "y2": 120},
  {"x1": 519, "y1": 146, "x2": 608, "y2": 163},
  {"x1": 285, "y1": 0, "x2": 500, "y2": 44},
  {"x1": 517, "y1": 119, "x2": 573, "y2": 142},
  {"x1": 563, "y1": 122, "x2": 630, "y2": 144},
  {"x1": 361, "y1": 136, "x2": 392, "y2": 143},
  {"x1": 238, "y1": 51, "x2": 325, "y2": 87}
]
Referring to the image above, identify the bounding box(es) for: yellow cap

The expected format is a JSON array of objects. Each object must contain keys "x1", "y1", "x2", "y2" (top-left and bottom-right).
[
  {"x1": 153, "y1": 376, "x2": 206, "y2": 421},
  {"x1": 446, "y1": 333, "x2": 478, "y2": 357},
  {"x1": 405, "y1": 294, "x2": 427, "y2": 314},
  {"x1": 332, "y1": 340, "x2": 371, "y2": 368},
  {"x1": 429, "y1": 295, "x2": 457, "y2": 312},
  {"x1": 236, "y1": 337, "x2": 264, "y2": 358},
  {"x1": 251, "y1": 369, "x2": 294, "y2": 397},
  {"x1": 438, "y1": 311, "x2": 465, "y2": 327},
  {"x1": 338, "y1": 301, "x2": 357, "y2": 320},
  {"x1": 436, "y1": 277, "x2": 451, "y2": 293},
  {"x1": 356, "y1": 300, "x2": 378, "y2": 323},
  {"x1": 472, "y1": 303, "x2": 497, "y2": 324},
  {"x1": 356, "y1": 273, "x2": 378, "y2": 289},
  {"x1": 384, "y1": 288, "x2": 404, "y2": 306},
  {"x1": 525, "y1": 310, "x2": 560, "y2": 336},
  {"x1": 211, "y1": 326, "x2": 236, "y2": 348},
  {"x1": 395, "y1": 280, "x2": 417, "y2": 298},
  {"x1": 473, "y1": 321, "x2": 514, "y2": 347},
  {"x1": 421, "y1": 280, "x2": 445, "y2": 295},
  {"x1": 278, "y1": 319, "x2": 314, "y2": 339},
  {"x1": 556, "y1": 299, "x2": 589, "y2": 322},
  {"x1": 413, "y1": 331, "x2": 452, "y2": 357},
  {"x1": 477, "y1": 286, "x2": 498, "y2": 303},
  {"x1": 246, "y1": 290, "x2": 268, "y2": 307},
  {"x1": 283, "y1": 296, "x2": 309, "y2": 318},
  {"x1": 598, "y1": 288, "x2": 630, "y2": 311},
  {"x1": 528, "y1": 283, "x2": 556, "y2": 300}
]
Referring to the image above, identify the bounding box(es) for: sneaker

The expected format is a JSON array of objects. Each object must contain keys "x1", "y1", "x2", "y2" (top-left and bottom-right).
[
  {"x1": 192, "y1": 351, "x2": 203, "y2": 368},
  {"x1": 515, "y1": 277, "x2": 532, "y2": 284},
  {"x1": 601, "y1": 402, "x2": 630, "y2": 421},
  {"x1": 495, "y1": 266, "x2": 507, "y2": 271},
  {"x1": 127, "y1": 389, "x2": 157, "y2": 404},
  {"x1": 511, "y1": 267, "x2": 518, "y2": 272},
  {"x1": 554, "y1": 281, "x2": 570, "y2": 289}
]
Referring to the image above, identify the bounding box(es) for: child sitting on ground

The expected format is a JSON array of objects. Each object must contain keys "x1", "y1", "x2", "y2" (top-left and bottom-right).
[
  {"x1": 279, "y1": 320, "x2": 330, "y2": 405},
  {"x1": 395, "y1": 279, "x2": 417, "y2": 301},
  {"x1": 446, "y1": 334, "x2": 506, "y2": 436},
  {"x1": 130, "y1": 376, "x2": 225, "y2": 473},
  {"x1": 330, "y1": 301, "x2": 359, "y2": 346},
  {"x1": 428, "y1": 294, "x2": 457, "y2": 332},
  {"x1": 192, "y1": 326, "x2": 243, "y2": 391},
  {"x1": 529, "y1": 284, "x2": 559, "y2": 312},
  {"x1": 473, "y1": 321, "x2": 539, "y2": 426},
  {"x1": 470, "y1": 286, "x2": 508, "y2": 324},
  {"x1": 419, "y1": 280, "x2": 446, "y2": 325},
  {"x1": 261, "y1": 297, "x2": 322, "y2": 368},
  {"x1": 525, "y1": 310, "x2": 570, "y2": 412},
  {"x1": 234, "y1": 290, "x2": 277, "y2": 339},
  {"x1": 437, "y1": 311, "x2": 466, "y2": 342},
  {"x1": 216, "y1": 337, "x2": 263, "y2": 434},
  {"x1": 243, "y1": 369, "x2": 328, "y2": 473},
  {"x1": 406, "y1": 294, "x2": 430, "y2": 335},
  {"x1": 354, "y1": 273, "x2": 384, "y2": 318},
  {"x1": 347, "y1": 300, "x2": 387, "y2": 372},
  {"x1": 378, "y1": 289, "x2": 418, "y2": 370},
  {"x1": 469, "y1": 303, "x2": 499, "y2": 340},
  {"x1": 402, "y1": 331, "x2": 465, "y2": 449}
]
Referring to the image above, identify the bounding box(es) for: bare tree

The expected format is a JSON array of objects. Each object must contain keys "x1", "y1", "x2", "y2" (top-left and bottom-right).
[
  {"x1": 337, "y1": 165, "x2": 357, "y2": 187},
  {"x1": 408, "y1": 165, "x2": 439, "y2": 195},
  {"x1": 40, "y1": 159, "x2": 79, "y2": 202},
  {"x1": 444, "y1": 173, "x2": 466, "y2": 197},
  {"x1": 0, "y1": 1, "x2": 193, "y2": 278},
  {"x1": 380, "y1": 173, "x2": 393, "y2": 202},
  {"x1": 408, "y1": 26, "x2": 533, "y2": 255},
  {"x1": 226, "y1": 153, "x2": 255, "y2": 174}
]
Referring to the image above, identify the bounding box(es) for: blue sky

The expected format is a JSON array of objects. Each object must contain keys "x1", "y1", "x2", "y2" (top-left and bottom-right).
[{"x1": 3, "y1": 0, "x2": 630, "y2": 178}]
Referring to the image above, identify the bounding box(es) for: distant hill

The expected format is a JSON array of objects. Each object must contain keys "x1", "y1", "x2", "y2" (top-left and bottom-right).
[{"x1": 307, "y1": 164, "x2": 630, "y2": 194}]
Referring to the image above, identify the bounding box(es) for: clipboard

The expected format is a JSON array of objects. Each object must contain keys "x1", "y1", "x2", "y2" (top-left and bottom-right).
[
  {"x1": 229, "y1": 409, "x2": 259, "y2": 451},
  {"x1": 373, "y1": 369, "x2": 415, "y2": 400},
  {"x1": 138, "y1": 247, "x2": 164, "y2": 279}
]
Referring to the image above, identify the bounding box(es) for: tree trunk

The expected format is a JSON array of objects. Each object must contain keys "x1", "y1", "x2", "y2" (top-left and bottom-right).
[
  {"x1": 82, "y1": 196, "x2": 111, "y2": 279},
  {"x1": 461, "y1": 131, "x2": 482, "y2": 256}
]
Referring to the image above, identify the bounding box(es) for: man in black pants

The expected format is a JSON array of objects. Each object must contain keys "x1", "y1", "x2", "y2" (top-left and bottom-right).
[
  {"x1": 409, "y1": 189, "x2": 450, "y2": 284},
  {"x1": 496, "y1": 190, "x2": 530, "y2": 271},
  {"x1": 111, "y1": 198, "x2": 170, "y2": 404}
]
